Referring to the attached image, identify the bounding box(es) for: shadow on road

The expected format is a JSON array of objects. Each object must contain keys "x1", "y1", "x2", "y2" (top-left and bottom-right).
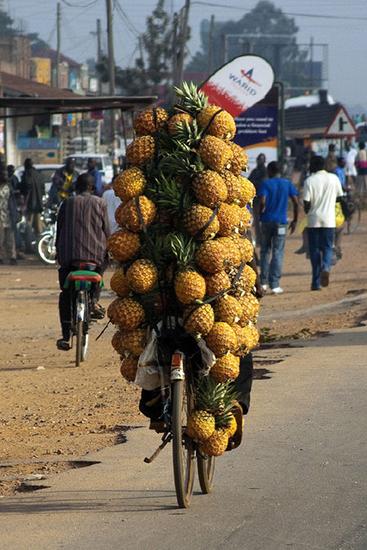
[
  {"x1": 302, "y1": 329, "x2": 367, "y2": 348},
  {"x1": 0, "y1": 489, "x2": 178, "y2": 514}
]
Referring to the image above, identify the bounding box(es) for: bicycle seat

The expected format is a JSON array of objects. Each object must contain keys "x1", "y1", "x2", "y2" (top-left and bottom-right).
[{"x1": 64, "y1": 270, "x2": 103, "y2": 289}]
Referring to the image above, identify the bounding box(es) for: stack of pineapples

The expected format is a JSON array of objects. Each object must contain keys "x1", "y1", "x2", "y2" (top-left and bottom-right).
[{"x1": 107, "y1": 82, "x2": 261, "y2": 456}]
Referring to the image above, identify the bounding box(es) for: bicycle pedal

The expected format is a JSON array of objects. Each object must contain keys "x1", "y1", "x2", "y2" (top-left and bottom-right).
[{"x1": 149, "y1": 420, "x2": 167, "y2": 433}]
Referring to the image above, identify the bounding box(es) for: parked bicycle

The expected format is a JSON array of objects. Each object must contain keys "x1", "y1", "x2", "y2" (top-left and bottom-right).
[{"x1": 64, "y1": 263, "x2": 103, "y2": 367}]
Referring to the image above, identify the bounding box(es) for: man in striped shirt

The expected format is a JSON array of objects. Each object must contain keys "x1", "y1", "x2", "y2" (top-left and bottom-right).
[{"x1": 56, "y1": 173, "x2": 110, "y2": 350}]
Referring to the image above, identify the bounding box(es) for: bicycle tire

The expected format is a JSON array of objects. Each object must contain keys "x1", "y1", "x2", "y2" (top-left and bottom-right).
[
  {"x1": 172, "y1": 379, "x2": 195, "y2": 508},
  {"x1": 197, "y1": 454, "x2": 215, "y2": 494},
  {"x1": 37, "y1": 233, "x2": 56, "y2": 265},
  {"x1": 75, "y1": 318, "x2": 83, "y2": 367},
  {"x1": 81, "y1": 292, "x2": 89, "y2": 362}
]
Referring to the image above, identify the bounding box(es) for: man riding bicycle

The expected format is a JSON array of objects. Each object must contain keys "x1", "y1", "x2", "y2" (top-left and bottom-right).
[{"x1": 55, "y1": 173, "x2": 110, "y2": 350}]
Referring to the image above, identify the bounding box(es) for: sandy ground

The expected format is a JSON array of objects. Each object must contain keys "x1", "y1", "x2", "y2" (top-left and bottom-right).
[{"x1": 1, "y1": 215, "x2": 366, "y2": 495}]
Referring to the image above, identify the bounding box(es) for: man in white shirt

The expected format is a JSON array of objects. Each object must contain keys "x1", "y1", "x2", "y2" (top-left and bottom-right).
[
  {"x1": 345, "y1": 142, "x2": 357, "y2": 188},
  {"x1": 303, "y1": 156, "x2": 344, "y2": 290},
  {"x1": 102, "y1": 184, "x2": 121, "y2": 234}
]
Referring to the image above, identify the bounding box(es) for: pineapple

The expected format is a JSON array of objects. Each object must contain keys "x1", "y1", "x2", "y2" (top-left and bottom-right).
[
  {"x1": 195, "y1": 239, "x2": 227, "y2": 273},
  {"x1": 183, "y1": 204, "x2": 219, "y2": 241},
  {"x1": 169, "y1": 233, "x2": 206, "y2": 305},
  {"x1": 110, "y1": 268, "x2": 130, "y2": 297},
  {"x1": 200, "y1": 428, "x2": 229, "y2": 457},
  {"x1": 213, "y1": 295, "x2": 243, "y2": 324},
  {"x1": 107, "y1": 297, "x2": 145, "y2": 330},
  {"x1": 120, "y1": 356, "x2": 138, "y2": 382},
  {"x1": 174, "y1": 81, "x2": 208, "y2": 115},
  {"x1": 232, "y1": 264, "x2": 257, "y2": 295},
  {"x1": 126, "y1": 259, "x2": 158, "y2": 294},
  {"x1": 112, "y1": 167, "x2": 146, "y2": 202},
  {"x1": 111, "y1": 328, "x2": 146, "y2": 357},
  {"x1": 186, "y1": 410, "x2": 215, "y2": 441},
  {"x1": 192, "y1": 170, "x2": 228, "y2": 208},
  {"x1": 167, "y1": 112, "x2": 193, "y2": 135},
  {"x1": 116, "y1": 196, "x2": 157, "y2": 233},
  {"x1": 239, "y1": 207, "x2": 252, "y2": 230},
  {"x1": 183, "y1": 303, "x2": 215, "y2": 337},
  {"x1": 217, "y1": 203, "x2": 242, "y2": 236},
  {"x1": 197, "y1": 105, "x2": 236, "y2": 140},
  {"x1": 223, "y1": 411, "x2": 237, "y2": 438},
  {"x1": 217, "y1": 236, "x2": 242, "y2": 268},
  {"x1": 210, "y1": 353, "x2": 240, "y2": 383},
  {"x1": 238, "y1": 175, "x2": 256, "y2": 204},
  {"x1": 204, "y1": 271, "x2": 231, "y2": 297},
  {"x1": 231, "y1": 234, "x2": 254, "y2": 263},
  {"x1": 134, "y1": 107, "x2": 168, "y2": 136},
  {"x1": 238, "y1": 293, "x2": 260, "y2": 326},
  {"x1": 175, "y1": 270, "x2": 206, "y2": 305},
  {"x1": 107, "y1": 229, "x2": 140, "y2": 262},
  {"x1": 126, "y1": 136, "x2": 155, "y2": 166},
  {"x1": 233, "y1": 323, "x2": 260, "y2": 355},
  {"x1": 205, "y1": 322, "x2": 237, "y2": 357},
  {"x1": 199, "y1": 136, "x2": 233, "y2": 172},
  {"x1": 227, "y1": 142, "x2": 249, "y2": 175}
]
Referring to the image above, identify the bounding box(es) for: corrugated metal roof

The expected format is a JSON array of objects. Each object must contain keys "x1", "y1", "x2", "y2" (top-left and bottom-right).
[
  {"x1": 285, "y1": 103, "x2": 341, "y2": 133},
  {"x1": 0, "y1": 71, "x2": 77, "y2": 99}
]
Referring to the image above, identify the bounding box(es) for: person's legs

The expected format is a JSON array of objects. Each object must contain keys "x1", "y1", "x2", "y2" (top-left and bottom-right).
[
  {"x1": 58, "y1": 267, "x2": 72, "y2": 342},
  {"x1": 269, "y1": 224, "x2": 286, "y2": 290},
  {"x1": 234, "y1": 352, "x2": 253, "y2": 414},
  {"x1": 334, "y1": 226, "x2": 344, "y2": 260},
  {"x1": 4, "y1": 227, "x2": 16, "y2": 262},
  {"x1": 0, "y1": 223, "x2": 5, "y2": 262},
  {"x1": 308, "y1": 228, "x2": 322, "y2": 289},
  {"x1": 320, "y1": 228, "x2": 335, "y2": 274},
  {"x1": 259, "y1": 222, "x2": 273, "y2": 286}
]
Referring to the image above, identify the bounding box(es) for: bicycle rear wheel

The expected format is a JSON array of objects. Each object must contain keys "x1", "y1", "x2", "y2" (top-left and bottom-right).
[
  {"x1": 347, "y1": 205, "x2": 361, "y2": 234},
  {"x1": 172, "y1": 378, "x2": 195, "y2": 508},
  {"x1": 75, "y1": 291, "x2": 89, "y2": 366},
  {"x1": 197, "y1": 454, "x2": 215, "y2": 494},
  {"x1": 75, "y1": 318, "x2": 83, "y2": 367}
]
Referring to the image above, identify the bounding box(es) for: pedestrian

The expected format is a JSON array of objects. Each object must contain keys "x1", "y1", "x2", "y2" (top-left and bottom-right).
[
  {"x1": 19, "y1": 158, "x2": 45, "y2": 237},
  {"x1": 87, "y1": 158, "x2": 103, "y2": 196},
  {"x1": 49, "y1": 158, "x2": 78, "y2": 205},
  {"x1": 102, "y1": 182, "x2": 121, "y2": 234},
  {"x1": 258, "y1": 161, "x2": 299, "y2": 294},
  {"x1": 303, "y1": 155, "x2": 344, "y2": 290},
  {"x1": 344, "y1": 142, "x2": 357, "y2": 189},
  {"x1": 355, "y1": 141, "x2": 367, "y2": 195},
  {"x1": 55, "y1": 173, "x2": 110, "y2": 350},
  {"x1": 325, "y1": 143, "x2": 337, "y2": 173},
  {"x1": 334, "y1": 157, "x2": 347, "y2": 261},
  {"x1": 0, "y1": 170, "x2": 17, "y2": 265},
  {"x1": 249, "y1": 153, "x2": 267, "y2": 246}
]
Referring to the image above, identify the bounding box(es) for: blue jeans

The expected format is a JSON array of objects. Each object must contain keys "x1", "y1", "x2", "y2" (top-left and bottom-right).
[
  {"x1": 307, "y1": 228, "x2": 335, "y2": 289},
  {"x1": 260, "y1": 222, "x2": 287, "y2": 289}
]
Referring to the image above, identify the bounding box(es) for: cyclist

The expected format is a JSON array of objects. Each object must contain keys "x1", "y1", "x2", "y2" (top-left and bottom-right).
[
  {"x1": 49, "y1": 158, "x2": 78, "y2": 206},
  {"x1": 55, "y1": 173, "x2": 110, "y2": 351}
]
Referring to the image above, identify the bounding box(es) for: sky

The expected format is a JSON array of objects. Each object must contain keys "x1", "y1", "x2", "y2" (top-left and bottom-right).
[{"x1": 6, "y1": 0, "x2": 367, "y2": 110}]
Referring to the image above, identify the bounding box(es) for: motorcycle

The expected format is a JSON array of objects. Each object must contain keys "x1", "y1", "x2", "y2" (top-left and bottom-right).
[{"x1": 37, "y1": 208, "x2": 57, "y2": 265}]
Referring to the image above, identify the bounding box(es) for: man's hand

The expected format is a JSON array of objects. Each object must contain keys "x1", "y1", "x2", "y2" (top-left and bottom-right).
[
  {"x1": 289, "y1": 220, "x2": 297, "y2": 234},
  {"x1": 255, "y1": 282, "x2": 265, "y2": 299}
]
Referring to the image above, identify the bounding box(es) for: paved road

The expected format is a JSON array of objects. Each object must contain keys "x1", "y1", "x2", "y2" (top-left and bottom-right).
[{"x1": 1, "y1": 327, "x2": 366, "y2": 550}]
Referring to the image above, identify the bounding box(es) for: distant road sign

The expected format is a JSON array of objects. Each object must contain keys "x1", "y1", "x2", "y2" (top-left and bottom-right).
[{"x1": 325, "y1": 107, "x2": 356, "y2": 138}]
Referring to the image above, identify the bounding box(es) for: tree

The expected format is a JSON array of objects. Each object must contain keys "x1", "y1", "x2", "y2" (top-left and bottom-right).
[
  {"x1": 187, "y1": 1, "x2": 309, "y2": 90},
  {"x1": 97, "y1": 0, "x2": 175, "y2": 96},
  {"x1": 0, "y1": 7, "x2": 15, "y2": 35}
]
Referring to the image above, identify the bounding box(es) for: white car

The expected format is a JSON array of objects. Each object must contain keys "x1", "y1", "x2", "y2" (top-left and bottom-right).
[
  {"x1": 14, "y1": 163, "x2": 63, "y2": 194},
  {"x1": 64, "y1": 154, "x2": 114, "y2": 184}
]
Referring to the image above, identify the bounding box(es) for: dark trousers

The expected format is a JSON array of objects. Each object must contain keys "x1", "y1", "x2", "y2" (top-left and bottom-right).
[
  {"x1": 308, "y1": 228, "x2": 335, "y2": 289},
  {"x1": 58, "y1": 265, "x2": 103, "y2": 340},
  {"x1": 235, "y1": 353, "x2": 254, "y2": 414}
]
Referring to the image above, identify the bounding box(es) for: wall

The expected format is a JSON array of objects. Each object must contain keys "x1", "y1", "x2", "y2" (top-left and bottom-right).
[{"x1": 31, "y1": 57, "x2": 51, "y2": 86}]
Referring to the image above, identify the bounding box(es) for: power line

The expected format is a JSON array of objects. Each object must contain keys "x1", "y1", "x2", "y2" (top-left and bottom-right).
[
  {"x1": 190, "y1": 1, "x2": 367, "y2": 21},
  {"x1": 61, "y1": 0, "x2": 98, "y2": 7}
]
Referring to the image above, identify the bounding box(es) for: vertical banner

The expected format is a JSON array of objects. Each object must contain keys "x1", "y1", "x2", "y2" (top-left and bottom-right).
[{"x1": 200, "y1": 55, "x2": 276, "y2": 169}]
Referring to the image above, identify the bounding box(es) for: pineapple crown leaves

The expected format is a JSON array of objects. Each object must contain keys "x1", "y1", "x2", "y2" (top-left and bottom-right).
[
  {"x1": 174, "y1": 81, "x2": 208, "y2": 114},
  {"x1": 159, "y1": 151, "x2": 205, "y2": 179},
  {"x1": 195, "y1": 377, "x2": 238, "y2": 415},
  {"x1": 149, "y1": 173, "x2": 193, "y2": 213},
  {"x1": 173, "y1": 119, "x2": 203, "y2": 149},
  {"x1": 168, "y1": 233, "x2": 196, "y2": 268}
]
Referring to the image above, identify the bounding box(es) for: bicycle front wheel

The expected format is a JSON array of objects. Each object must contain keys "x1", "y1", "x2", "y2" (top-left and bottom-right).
[
  {"x1": 197, "y1": 454, "x2": 215, "y2": 494},
  {"x1": 75, "y1": 291, "x2": 89, "y2": 366},
  {"x1": 75, "y1": 318, "x2": 83, "y2": 367},
  {"x1": 37, "y1": 233, "x2": 56, "y2": 265},
  {"x1": 172, "y1": 379, "x2": 195, "y2": 508}
]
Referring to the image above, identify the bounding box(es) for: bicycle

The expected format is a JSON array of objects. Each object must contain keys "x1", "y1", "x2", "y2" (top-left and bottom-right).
[
  {"x1": 65, "y1": 263, "x2": 103, "y2": 367},
  {"x1": 143, "y1": 327, "x2": 216, "y2": 508},
  {"x1": 343, "y1": 191, "x2": 362, "y2": 234}
]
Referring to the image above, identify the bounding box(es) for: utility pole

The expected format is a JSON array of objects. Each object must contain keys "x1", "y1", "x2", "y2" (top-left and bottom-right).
[
  {"x1": 106, "y1": 0, "x2": 116, "y2": 145},
  {"x1": 207, "y1": 14, "x2": 215, "y2": 76},
  {"x1": 56, "y1": 2, "x2": 61, "y2": 88},
  {"x1": 175, "y1": 0, "x2": 190, "y2": 86},
  {"x1": 97, "y1": 18, "x2": 102, "y2": 95}
]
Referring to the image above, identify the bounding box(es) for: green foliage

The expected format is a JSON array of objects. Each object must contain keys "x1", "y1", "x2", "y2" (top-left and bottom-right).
[{"x1": 0, "y1": 8, "x2": 15, "y2": 36}]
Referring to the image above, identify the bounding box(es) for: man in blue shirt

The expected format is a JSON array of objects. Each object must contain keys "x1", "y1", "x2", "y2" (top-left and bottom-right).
[
  {"x1": 87, "y1": 158, "x2": 103, "y2": 197},
  {"x1": 258, "y1": 161, "x2": 299, "y2": 294}
]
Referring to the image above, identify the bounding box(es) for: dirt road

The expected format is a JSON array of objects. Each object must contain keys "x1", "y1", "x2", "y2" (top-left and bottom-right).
[{"x1": 1, "y1": 216, "x2": 366, "y2": 495}]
